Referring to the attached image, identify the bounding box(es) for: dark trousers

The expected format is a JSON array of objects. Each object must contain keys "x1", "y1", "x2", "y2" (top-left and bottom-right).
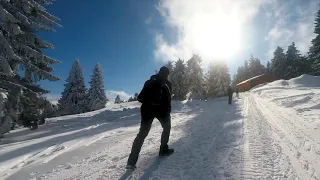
[
  {"x1": 127, "y1": 105, "x2": 171, "y2": 166},
  {"x1": 228, "y1": 95, "x2": 232, "y2": 104}
]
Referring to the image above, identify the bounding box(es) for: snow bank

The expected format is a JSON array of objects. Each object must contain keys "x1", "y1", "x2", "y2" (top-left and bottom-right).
[
  {"x1": 251, "y1": 75, "x2": 320, "y2": 124},
  {"x1": 0, "y1": 101, "x2": 145, "y2": 179},
  {"x1": 252, "y1": 74, "x2": 320, "y2": 91},
  {"x1": 289, "y1": 74, "x2": 320, "y2": 87}
]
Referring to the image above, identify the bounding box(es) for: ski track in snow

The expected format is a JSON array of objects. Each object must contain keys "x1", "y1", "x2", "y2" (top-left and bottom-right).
[
  {"x1": 1, "y1": 80, "x2": 320, "y2": 180},
  {"x1": 242, "y1": 95, "x2": 297, "y2": 180}
]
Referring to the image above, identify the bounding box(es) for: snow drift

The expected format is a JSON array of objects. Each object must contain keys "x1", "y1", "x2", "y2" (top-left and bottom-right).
[{"x1": 252, "y1": 74, "x2": 320, "y2": 124}]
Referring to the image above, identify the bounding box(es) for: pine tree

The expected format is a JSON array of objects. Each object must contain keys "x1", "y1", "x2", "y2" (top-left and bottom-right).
[
  {"x1": 115, "y1": 95, "x2": 121, "y2": 104},
  {"x1": 206, "y1": 62, "x2": 218, "y2": 98},
  {"x1": 285, "y1": 42, "x2": 304, "y2": 79},
  {"x1": 134, "y1": 93, "x2": 138, "y2": 101},
  {"x1": 0, "y1": 1, "x2": 61, "y2": 128},
  {"x1": 171, "y1": 59, "x2": 188, "y2": 100},
  {"x1": 211, "y1": 62, "x2": 231, "y2": 97},
  {"x1": 309, "y1": 9, "x2": 320, "y2": 75},
  {"x1": 0, "y1": 0, "x2": 61, "y2": 81},
  {"x1": 266, "y1": 61, "x2": 271, "y2": 75},
  {"x1": 165, "y1": 61, "x2": 174, "y2": 81},
  {"x1": 186, "y1": 55, "x2": 205, "y2": 99},
  {"x1": 243, "y1": 60, "x2": 250, "y2": 80},
  {"x1": 87, "y1": 64, "x2": 107, "y2": 111},
  {"x1": 231, "y1": 74, "x2": 237, "y2": 88},
  {"x1": 58, "y1": 60, "x2": 87, "y2": 115},
  {"x1": 248, "y1": 56, "x2": 266, "y2": 77},
  {"x1": 235, "y1": 66, "x2": 245, "y2": 84},
  {"x1": 128, "y1": 97, "x2": 134, "y2": 102},
  {"x1": 271, "y1": 46, "x2": 287, "y2": 79}
]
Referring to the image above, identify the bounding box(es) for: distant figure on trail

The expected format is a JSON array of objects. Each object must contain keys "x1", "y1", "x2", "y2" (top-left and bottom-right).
[
  {"x1": 227, "y1": 87, "x2": 233, "y2": 104},
  {"x1": 126, "y1": 66, "x2": 174, "y2": 170},
  {"x1": 236, "y1": 88, "x2": 239, "y2": 98}
]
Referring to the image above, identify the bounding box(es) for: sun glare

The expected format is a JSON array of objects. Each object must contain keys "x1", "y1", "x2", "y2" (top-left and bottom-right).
[{"x1": 188, "y1": 13, "x2": 241, "y2": 61}]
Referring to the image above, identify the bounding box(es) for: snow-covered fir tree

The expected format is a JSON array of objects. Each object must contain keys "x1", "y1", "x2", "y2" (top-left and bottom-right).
[
  {"x1": 0, "y1": 0, "x2": 61, "y2": 80},
  {"x1": 266, "y1": 61, "x2": 271, "y2": 75},
  {"x1": 207, "y1": 62, "x2": 231, "y2": 97},
  {"x1": 165, "y1": 61, "x2": 174, "y2": 81},
  {"x1": 235, "y1": 66, "x2": 245, "y2": 84},
  {"x1": 248, "y1": 56, "x2": 266, "y2": 77},
  {"x1": 271, "y1": 46, "x2": 287, "y2": 79},
  {"x1": 243, "y1": 60, "x2": 250, "y2": 80},
  {"x1": 115, "y1": 95, "x2": 121, "y2": 104},
  {"x1": 86, "y1": 64, "x2": 107, "y2": 111},
  {"x1": 0, "y1": 0, "x2": 61, "y2": 129},
  {"x1": 58, "y1": 60, "x2": 87, "y2": 115},
  {"x1": 171, "y1": 59, "x2": 188, "y2": 100},
  {"x1": 284, "y1": 42, "x2": 304, "y2": 79},
  {"x1": 309, "y1": 9, "x2": 320, "y2": 75},
  {"x1": 186, "y1": 55, "x2": 205, "y2": 99},
  {"x1": 206, "y1": 63, "x2": 218, "y2": 98}
]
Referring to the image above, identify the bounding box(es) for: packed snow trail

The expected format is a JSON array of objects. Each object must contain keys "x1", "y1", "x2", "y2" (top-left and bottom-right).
[
  {"x1": 1, "y1": 98, "x2": 245, "y2": 180},
  {"x1": 1, "y1": 77, "x2": 320, "y2": 179}
]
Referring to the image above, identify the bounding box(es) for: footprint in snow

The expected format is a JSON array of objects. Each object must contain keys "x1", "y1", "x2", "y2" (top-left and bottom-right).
[
  {"x1": 107, "y1": 165, "x2": 117, "y2": 169},
  {"x1": 111, "y1": 155, "x2": 127, "y2": 162}
]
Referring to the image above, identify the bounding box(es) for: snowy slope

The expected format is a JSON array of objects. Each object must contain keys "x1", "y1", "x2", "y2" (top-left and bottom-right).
[
  {"x1": 1, "y1": 99, "x2": 245, "y2": 180},
  {"x1": 1, "y1": 75, "x2": 320, "y2": 180}
]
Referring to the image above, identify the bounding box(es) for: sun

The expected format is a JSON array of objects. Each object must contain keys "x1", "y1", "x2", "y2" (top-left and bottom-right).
[{"x1": 188, "y1": 13, "x2": 242, "y2": 61}]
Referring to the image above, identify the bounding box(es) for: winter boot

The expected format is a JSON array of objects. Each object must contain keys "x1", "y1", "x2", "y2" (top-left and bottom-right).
[{"x1": 159, "y1": 148, "x2": 174, "y2": 157}]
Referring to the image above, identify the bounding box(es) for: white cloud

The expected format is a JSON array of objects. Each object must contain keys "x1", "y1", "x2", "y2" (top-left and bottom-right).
[
  {"x1": 105, "y1": 90, "x2": 132, "y2": 101},
  {"x1": 153, "y1": 0, "x2": 318, "y2": 62},
  {"x1": 265, "y1": 0, "x2": 318, "y2": 58},
  {"x1": 44, "y1": 94, "x2": 60, "y2": 105},
  {"x1": 154, "y1": 0, "x2": 273, "y2": 62}
]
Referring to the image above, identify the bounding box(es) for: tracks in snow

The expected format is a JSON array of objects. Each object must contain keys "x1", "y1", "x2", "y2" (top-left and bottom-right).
[
  {"x1": 254, "y1": 95, "x2": 320, "y2": 179},
  {"x1": 242, "y1": 95, "x2": 297, "y2": 180}
]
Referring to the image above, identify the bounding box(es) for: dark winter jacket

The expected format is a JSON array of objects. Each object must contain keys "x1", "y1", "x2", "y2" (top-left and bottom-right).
[
  {"x1": 138, "y1": 75, "x2": 172, "y2": 117},
  {"x1": 227, "y1": 88, "x2": 233, "y2": 97}
]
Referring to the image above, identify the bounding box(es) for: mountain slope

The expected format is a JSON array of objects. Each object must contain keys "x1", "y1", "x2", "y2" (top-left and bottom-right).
[{"x1": 0, "y1": 75, "x2": 319, "y2": 180}]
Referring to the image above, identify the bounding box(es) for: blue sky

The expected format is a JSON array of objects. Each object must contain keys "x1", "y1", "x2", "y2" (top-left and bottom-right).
[{"x1": 41, "y1": 0, "x2": 319, "y2": 103}]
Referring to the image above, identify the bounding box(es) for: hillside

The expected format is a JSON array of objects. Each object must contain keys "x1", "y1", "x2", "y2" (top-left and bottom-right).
[{"x1": 0, "y1": 75, "x2": 319, "y2": 180}]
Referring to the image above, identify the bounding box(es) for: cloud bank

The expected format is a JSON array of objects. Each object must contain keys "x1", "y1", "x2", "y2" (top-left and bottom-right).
[
  {"x1": 153, "y1": 0, "x2": 318, "y2": 62},
  {"x1": 265, "y1": 0, "x2": 318, "y2": 58}
]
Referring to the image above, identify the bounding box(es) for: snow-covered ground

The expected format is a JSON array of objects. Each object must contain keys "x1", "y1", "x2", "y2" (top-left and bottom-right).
[{"x1": 0, "y1": 75, "x2": 319, "y2": 180}]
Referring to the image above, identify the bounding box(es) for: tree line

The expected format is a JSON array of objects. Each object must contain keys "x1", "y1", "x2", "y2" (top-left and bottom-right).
[
  {"x1": 1, "y1": 0, "x2": 320, "y2": 134},
  {"x1": 165, "y1": 54, "x2": 231, "y2": 100}
]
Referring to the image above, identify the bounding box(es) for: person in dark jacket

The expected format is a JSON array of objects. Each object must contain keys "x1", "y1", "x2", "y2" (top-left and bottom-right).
[
  {"x1": 236, "y1": 88, "x2": 239, "y2": 98},
  {"x1": 126, "y1": 66, "x2": 173, "y2": 169},
  {"x1": 227, "y1": 86, "x2": 233, "y2": 104}
]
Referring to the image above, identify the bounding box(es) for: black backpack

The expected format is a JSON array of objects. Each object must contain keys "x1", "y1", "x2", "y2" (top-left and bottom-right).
[{"x1": 137, "y1": 76, "x2": 163, "y2": 104}]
